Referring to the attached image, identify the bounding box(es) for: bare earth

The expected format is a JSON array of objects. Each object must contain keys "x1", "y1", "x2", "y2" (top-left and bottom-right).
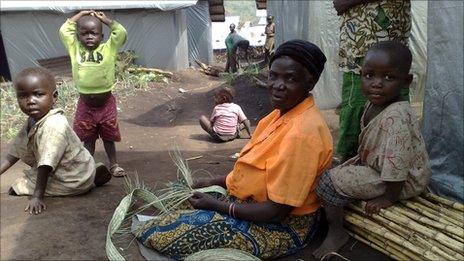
[{"x1": 0, "y1": 69, "x2": 388, "y2": 260}]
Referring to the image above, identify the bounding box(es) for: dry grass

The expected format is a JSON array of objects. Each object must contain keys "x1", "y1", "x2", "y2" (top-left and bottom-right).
[{"x1": 0, "y1": 67, "x2": 169, "y2": 141}]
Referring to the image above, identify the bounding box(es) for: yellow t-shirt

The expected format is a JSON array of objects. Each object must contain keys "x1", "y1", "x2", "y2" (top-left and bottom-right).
[
  {"x1": 226, "y1": 96, "x2": 333, "y2": 215},
  {"x1": 59, "y1": 19, "x2": 127, "y2": 94}
]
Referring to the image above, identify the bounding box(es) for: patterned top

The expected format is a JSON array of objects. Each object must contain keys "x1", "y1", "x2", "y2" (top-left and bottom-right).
[
  {"x1": 9, "y1": 109, "x2": 95, "y2": 196},
  {"x1": 226, "y1": 96, "x2": 333, "y2": 215},
  {"x1": 331, "y1": 102, "x2": 430, "y2": 198},
  {"x1": 339, "y1": 0, "x2": 411, "y2": 73}
]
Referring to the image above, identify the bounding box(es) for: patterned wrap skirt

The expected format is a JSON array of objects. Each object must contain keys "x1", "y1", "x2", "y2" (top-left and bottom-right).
[{"x1": 134, "y1": 203, "x2": 320, "y2": 260}]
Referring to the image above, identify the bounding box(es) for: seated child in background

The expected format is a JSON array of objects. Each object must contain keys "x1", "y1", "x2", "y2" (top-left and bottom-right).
[
  {"x1": 59, "y1": 10, "x2": 127, "y2": 177},
  {"x1": 313, "y1": 41, "x2": 430, "y2": 258},
  {"x1": 0, "y1": 67, "x2": 112, "y2": 215},
  {"x1": 199, "y1": 86, "x2": 251, "y2": 142}
]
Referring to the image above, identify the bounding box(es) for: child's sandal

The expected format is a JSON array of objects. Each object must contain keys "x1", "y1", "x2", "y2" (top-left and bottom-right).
[{"x1": 110, "y1": 164, "x2": 126, "y2": 177}]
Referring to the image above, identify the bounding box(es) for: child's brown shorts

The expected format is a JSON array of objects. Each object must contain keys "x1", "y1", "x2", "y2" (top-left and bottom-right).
[{"x1": 73, "y1": 94, "x2": 121, "y2": 142}]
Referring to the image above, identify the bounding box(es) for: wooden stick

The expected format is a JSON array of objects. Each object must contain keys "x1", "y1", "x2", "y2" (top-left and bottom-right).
[
  {"x1": 127, "y1": 67, "x2": 173, "y2": 77},
  {"x1": 414, "y1": 196, "x2": 464, "y2": 222},
  {"x1": 346, "y1": 208, "x2": 459, "y2": 260},
  {"x1": 401, "y1": 200, "x2": 461, "y2": 226},
  {"x1": 347, "y1": 225, "x2": 417, "y2": 260},
  {"x1": 185, "y1": 155, "x2": 203, "y2": 161},
  {"x1": 345, "y1": 212, "x2": 442, "y2": 260},
  {"x1": 356, "y1": 202, "x2": 464, "y2": 254},
  {"x1": 422, "y1": 193, "x2": 464, "y2": 212},
  {"x1": 382, "y1": 202, "x2": 464, "y2": 238},
  {"x1": 388, "y1": 206, "x2": 464, "y2": 254}
]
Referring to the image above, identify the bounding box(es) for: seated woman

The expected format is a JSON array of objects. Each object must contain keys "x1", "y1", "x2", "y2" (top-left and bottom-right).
[{"x1": 135, "y1": 40, "x2": 333, "y2": 259}]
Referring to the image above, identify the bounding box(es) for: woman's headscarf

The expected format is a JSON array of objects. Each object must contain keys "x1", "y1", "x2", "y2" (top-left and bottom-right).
[{"x1": 270, "y1": 40, "x2": 327, "y2": 83}]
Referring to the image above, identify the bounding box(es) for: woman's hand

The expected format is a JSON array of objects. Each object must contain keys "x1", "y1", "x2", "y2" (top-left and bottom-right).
[
  {"x1": 25, "y1": 197, "x2": 47, "y2": 215},
  {"x1": 188, "y1": 192, "x2": 219, "y2": 211},
  {"x1": 191, "y1": 178, "x2": 213, "y2": 189}
]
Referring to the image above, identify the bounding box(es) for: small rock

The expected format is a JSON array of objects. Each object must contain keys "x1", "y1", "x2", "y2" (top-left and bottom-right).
[
  {"x1": 178, "y1": 88, "x2": 187, "y2": 93},
  {"x1": 129, "y1": 145, "x2": 133, "y2": 149}
]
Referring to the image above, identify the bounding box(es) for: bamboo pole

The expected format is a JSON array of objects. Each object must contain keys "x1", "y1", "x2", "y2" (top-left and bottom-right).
[
  {"x1": 354, "y1": 202, "x2": 464, "y2": 254},
  {"x1": 388, "y1": 206, "x2": 464, "y2": 254},
  {"x1": 388, "y1": 203, "x2": 464, "y2": 238},
  {"x1": 422, "y1": 193, "x2": 464, "y2": 212},
  {"x1": 414, "y1": 196, "x2": 464, "y2": 223},
  {"x1": 347, "y1": 226, "x2": 412, "y2": 260},
  {"x1": 349, "y1": 205, "x2": 456, "y2": 260},
  {"x1": 401, "y1": 200, "x2": 461, "y2": 226},
  {"x1": 345, "y1": 212, "x2": 442, "y2": 260},
  {"x1": 347, "y1": 206, "x2": 460, "y2": 260},
  {"x1": 446, "y1": 231, "x2": 464, "y2": 244}
]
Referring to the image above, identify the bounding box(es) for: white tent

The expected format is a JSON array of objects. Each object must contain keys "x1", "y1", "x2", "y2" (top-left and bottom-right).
[{"x1": 0, "y1": 0, "x2": 213, "y2": 78}]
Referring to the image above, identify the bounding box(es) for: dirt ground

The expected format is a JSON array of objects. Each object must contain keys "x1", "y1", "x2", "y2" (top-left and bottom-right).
[{"x1": 0, "y1": 69, "x2": 388, "y2": 260}]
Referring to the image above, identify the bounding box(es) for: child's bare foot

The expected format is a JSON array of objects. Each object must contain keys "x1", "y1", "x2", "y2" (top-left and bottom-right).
[
  {"x1": 110, "y1": 163, "x2": 126, "y2": 177},
  {"x1": 94, "y1": 163, "x2": 112, "y2": 186},
  {"x1": 313, "y1": 227, "x2": 349, "y2": 259}
]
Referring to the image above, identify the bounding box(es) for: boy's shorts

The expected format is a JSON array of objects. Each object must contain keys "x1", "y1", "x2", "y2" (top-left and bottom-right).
[
  {"x1": 316, "y1": 171, "x2": 355, "y2": 207},
  {"x1": 211, "y1": 131, "x2": 238, "y2": 142},
  {"x1": 73, "y1": 94, "x2": 121, "y2": 142}
]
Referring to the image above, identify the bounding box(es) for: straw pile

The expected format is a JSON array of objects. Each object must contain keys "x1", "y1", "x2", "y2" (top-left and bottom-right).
[
  {"x1": 345, "y1": 193, "x2": 464, "y2": 260},
  {"x1": 106, "y1": 148, "x2": 229, "y2": 260}
]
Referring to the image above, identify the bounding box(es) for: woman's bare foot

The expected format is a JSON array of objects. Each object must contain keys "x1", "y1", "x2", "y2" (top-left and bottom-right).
[
  {"x1": 94, "y1": 163, "x2": 112, "y2": 186},
  {"x1": 313, "y1": 226, "x2": 350, "y2": 259}
]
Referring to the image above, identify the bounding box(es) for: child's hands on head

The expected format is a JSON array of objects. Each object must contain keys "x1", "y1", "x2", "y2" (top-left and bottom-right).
[
  {"x1": 91, "y1": 11, "x2": 112, "y2": 25},
  {"x1": 79, "y1": 10, "x2": 95, "y2": 16}
]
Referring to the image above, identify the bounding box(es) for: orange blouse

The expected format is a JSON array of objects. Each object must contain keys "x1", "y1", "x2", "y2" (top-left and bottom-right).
[{"x1": 226, "y1": 96, "x2": 333, "y2": 215}]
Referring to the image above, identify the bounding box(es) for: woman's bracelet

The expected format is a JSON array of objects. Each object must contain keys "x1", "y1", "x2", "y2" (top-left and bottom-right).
[
  {"x1": 231, "y1": 202, "x2": 237, "y2": 219},
  {"x1": 228, "y1": 202, "x2": 234, "y2": 217}
]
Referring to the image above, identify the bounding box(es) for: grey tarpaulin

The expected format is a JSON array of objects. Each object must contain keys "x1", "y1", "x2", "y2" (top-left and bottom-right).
[
  {"x1": 0, "y1": 1, "x2": 209, "y2": 78},
  {"x1": 187, "y1": 0, "x2": 213, "y2": 65},
  {"x1": 423, "y1": 1, "x2": 464, "y2": 202},
  {"x1": 0, "y1": 1, "x2": 197, "y2": 12},
  {"x1": 267, "y1": 1, "x2": 427, "y2": 109}
]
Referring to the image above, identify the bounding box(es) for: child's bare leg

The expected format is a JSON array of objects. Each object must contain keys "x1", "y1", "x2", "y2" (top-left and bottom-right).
[
  {"x1": 84, "y1": 139, "x2": 97, "y2": 156},
  {"x1": 103, "y1": 139, "x2": 125, "y2": 177},
  {"x1": 199, "y1": 115, "x2": 214, "y2": 135},
  {"x1": 103, "y1": 139, "x2": 117, "y2": 166},
  {"x1": 313, "y1": 202, "x2": 349, "y2": 259}
]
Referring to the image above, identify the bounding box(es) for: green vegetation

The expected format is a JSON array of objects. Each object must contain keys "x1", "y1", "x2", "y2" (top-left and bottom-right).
[
  {"x1": 224, "y1": 0, "x2": 258, "y2": 25},
  {"x1": 0, "y1": 51, "x2": 170, "y2": 140},
  {"x1": 222, "y1": 63, "x2": 262, "y2": 85}
]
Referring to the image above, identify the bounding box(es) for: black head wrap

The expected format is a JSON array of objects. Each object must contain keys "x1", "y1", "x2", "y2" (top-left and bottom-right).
[{"x1": 270, "y1": 40, "x2": 327, "y2": 82}]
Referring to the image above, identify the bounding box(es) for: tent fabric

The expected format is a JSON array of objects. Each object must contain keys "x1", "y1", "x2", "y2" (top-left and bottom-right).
[
  {"x1": 0, "y1": 1, "x2": 197, "y2": 12},
  {"x1": 422, "y1": 1, "x2": 464, "y2": 203},
  {"x1": 187, "y1": 0, "x2": 213, "y2": 65},
  {"x1": 0, "y1": 9, "x2": 190, "y2": 77},
  {"x1": 267, "y1": 1, "x2": 427, "y2": 109},
  {"x1": 0, "y1": 1, "x2": 214, "y2": 78}
]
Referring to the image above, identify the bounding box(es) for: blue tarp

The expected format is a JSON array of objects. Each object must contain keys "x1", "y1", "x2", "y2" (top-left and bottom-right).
[{"x1": 423, "y1": 1, "x2": 464, "y2": 202}]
